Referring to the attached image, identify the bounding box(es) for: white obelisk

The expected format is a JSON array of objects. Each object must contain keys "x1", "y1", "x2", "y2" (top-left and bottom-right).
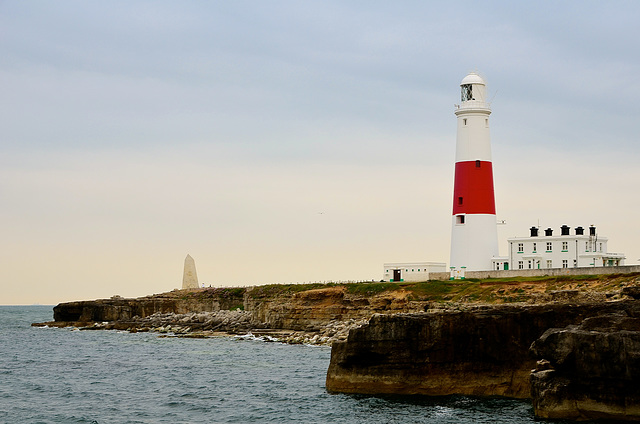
[{"x1": 182, "y1": 254, "x2": 199, "y2": 289}]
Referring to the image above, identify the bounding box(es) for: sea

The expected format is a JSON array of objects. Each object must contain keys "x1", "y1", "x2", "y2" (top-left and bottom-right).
[{"x1": 1, "y1": 305, "x2": 572, "y2": 424}]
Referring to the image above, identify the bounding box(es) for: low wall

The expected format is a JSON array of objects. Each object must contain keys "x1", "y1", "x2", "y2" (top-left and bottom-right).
[{"x1": 429, "y1": 265, "x2": 640, "y2": 281}]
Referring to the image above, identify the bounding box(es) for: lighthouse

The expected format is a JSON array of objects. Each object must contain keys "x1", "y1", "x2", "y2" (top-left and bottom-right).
[{"x1": 449, "y1": 72, "x2": 499, "y2": 272}]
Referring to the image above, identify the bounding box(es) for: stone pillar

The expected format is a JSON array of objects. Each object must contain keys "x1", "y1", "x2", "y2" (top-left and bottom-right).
[{"x1": 182, "y1": 254, "x2": 199, "y2": 289}]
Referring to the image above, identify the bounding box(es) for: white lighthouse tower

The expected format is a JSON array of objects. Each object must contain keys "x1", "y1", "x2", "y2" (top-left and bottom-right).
[{"x1": 449, "y1": 72, "x2": 499, "y2": 272}]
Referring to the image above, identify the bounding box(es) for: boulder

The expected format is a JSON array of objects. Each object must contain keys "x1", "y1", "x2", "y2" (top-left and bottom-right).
[{"x1": 530, "y1": 313, "x2": 640, "y2": 420}]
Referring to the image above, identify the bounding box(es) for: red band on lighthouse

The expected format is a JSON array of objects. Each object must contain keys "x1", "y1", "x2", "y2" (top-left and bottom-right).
[{"x1": 452, "y1": 160, "x2": 496, "y2": 215}]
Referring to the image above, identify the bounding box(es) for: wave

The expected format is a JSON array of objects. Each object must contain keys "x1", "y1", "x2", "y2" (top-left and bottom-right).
[{"x1": 233, "y1": 332, "x2": 279, "y2": 343}]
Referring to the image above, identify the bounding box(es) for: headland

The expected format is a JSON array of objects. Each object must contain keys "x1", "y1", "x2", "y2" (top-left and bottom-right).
[{"x1": 34, "y1": 270, "x2": 640, "y2": 420}]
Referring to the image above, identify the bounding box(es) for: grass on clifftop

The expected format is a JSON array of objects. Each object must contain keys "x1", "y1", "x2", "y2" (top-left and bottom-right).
[
  {"x1": 174, "y1": 272, "x2": 640, "y2": 305},
  {"x1": 247, "y1": 283, "x2": 337, "y2": 298},
  {"x1": 245, "y1": 272, "x2": 640, "y2": 303}
]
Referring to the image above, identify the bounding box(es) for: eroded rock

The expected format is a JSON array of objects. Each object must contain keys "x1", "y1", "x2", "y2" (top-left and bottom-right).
[
  {"x1": 530, "y1": 314, "x2": 640, "y2": 421},
  {"x1": 326, "y1": 302, "x2": 640, "y2": 398}
]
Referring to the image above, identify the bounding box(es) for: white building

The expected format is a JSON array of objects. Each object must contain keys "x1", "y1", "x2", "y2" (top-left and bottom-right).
[
  {"x1": 382, "y1": 262, "x2": 447, "y2": 282},
  {"x1": 492, "y1": 225, "x2": 625, "y2": 271}
]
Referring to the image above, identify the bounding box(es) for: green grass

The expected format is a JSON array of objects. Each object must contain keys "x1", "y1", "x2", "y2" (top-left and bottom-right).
[
  {"x1": 247, "y1": 283, "x2": 337, "y2": 298},
  {"x1": 174, "y1": 272, "x2": 640, "y2": 304}
]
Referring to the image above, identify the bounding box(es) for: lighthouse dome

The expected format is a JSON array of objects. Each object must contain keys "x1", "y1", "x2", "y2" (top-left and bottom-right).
[
  {"x1": 458, "y1": 71, "x2": 489, "y2": 105},
  {"x1": 460, "y1": 72, "x2": 485, "y2": 86}
]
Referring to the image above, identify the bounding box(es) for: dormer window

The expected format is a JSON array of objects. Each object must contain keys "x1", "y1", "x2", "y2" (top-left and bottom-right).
[{"x1": 461, "y1": 84, "x2": 473, "y2": 101}]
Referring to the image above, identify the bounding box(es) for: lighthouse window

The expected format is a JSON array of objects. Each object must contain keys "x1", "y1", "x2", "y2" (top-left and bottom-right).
[
  {"x1": 475, "y1": 160, "x2": 481, "y2": 168},
  {"x1": 458, "y1": 197, "x2": 463, "y2": 205},
  {"x1": 461, "y1": 84, "x2": 472, "y2": 101},
  {"x1": 456, "y1": 215, "x2": 465, "y2": 224},
  {"x1": 463, "y1": 118, "x2": 467, "y2": 126}
]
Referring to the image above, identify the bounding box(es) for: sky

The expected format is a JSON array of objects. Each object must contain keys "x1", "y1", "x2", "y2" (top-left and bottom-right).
[{"x1": 2, "y1": 1, "x2": 639, "y2": 304}]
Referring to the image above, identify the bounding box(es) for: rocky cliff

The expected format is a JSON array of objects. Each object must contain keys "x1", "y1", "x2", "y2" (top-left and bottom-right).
[
  {"x1": 530, "y1": 313, "x2": 640, "y2": 421},
  {"x1": 244, "y1": 286, "x2": 426, "y2": 330},
  {"x1": 36, "y1": 275, "x2": 640, "y2": 420},
  {"x1": 326, "y1": 302, "x2": 640, "y2": 399},
  {"x1": 46, "y1": 273, "x2": 640, "y2": 328},
  {"x1": 37, "y1": 285, "x2": 430, "y2": 345},
  {"x1": 52, "y1": 289, "x2": 245, "y2": 322}
]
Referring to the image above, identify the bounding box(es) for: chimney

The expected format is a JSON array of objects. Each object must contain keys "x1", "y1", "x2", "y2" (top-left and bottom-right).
[{"x1": 530, "y1": 226, "x2": 539, "y2": 237}]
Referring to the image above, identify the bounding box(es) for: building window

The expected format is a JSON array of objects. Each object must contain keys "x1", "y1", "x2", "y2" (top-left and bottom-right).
[
  {"x1": 599, "y1": 243, "x2": 603, "y2": 252},
  {"x1": 532, "y1": 242, "x2": 537, "y2": 252},
  {"x1": 456, "y1": 215, "x2": 465, "y2": 224},
  {"x1": 585, "y1": 242, "x2": 589, "y2": 252},
  {"x1": 517, "y1": 243, "x2": 523, "y2": 253},
  {"x1": 562, "y1": 241, "x2": 568, "y2": 251},
  {"x1": 528, "y1": 260, "x2": 532, "y2": 269},
  {"x1": 562, "y1": 260, "x2": 568, "y2": 268},
  {"x1": 546, "y1": 242, "x2": 552, "y2": 252},
  {"x1": 518, "y1": 261, "x2": 524, "y2": 270},
  {"x1": 546, "y1": 260, "x2": 553, "y2": 268}
]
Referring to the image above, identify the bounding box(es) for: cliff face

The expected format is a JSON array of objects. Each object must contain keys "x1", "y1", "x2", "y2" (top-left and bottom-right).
[
  {"x1": 49, "y1": 274, "x2": 640, "y2": 327},
  {"x1": 245, "y1": 286, "x2": 426, "y2": 330},
  {"x1": 530, "y1": 313, "x2": 640, "y2": 421},
  {"x1": 326, "y1": 302, "x2": 640, "y2": 398},
  {"x1": 53, "y1": 295, "x2": 240, "y2": 323},
  {"x1": 49, "y1": 286, "x2": 427, "y2": 330}
]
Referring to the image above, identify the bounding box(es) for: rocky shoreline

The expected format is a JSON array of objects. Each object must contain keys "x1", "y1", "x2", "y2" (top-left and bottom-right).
[
  {"x1": 33, "y1": 274, "x2": 640, "y2": 421},
  {"x1": 32, "y1": 284, "x2": 395, "y2": 345},
  {"x1": 37, "y1": 309, "x2": 368, "y2": 346}
]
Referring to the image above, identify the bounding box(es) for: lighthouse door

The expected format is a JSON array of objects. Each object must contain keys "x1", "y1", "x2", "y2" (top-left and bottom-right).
[{"x1": 393, "y1": 269, "x2": 402, "y2": 282}]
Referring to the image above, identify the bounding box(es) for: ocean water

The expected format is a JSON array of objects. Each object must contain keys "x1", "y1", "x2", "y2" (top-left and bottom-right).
[{"x1": 1, "y1": 306, "x2": 557, "y2": 423}]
